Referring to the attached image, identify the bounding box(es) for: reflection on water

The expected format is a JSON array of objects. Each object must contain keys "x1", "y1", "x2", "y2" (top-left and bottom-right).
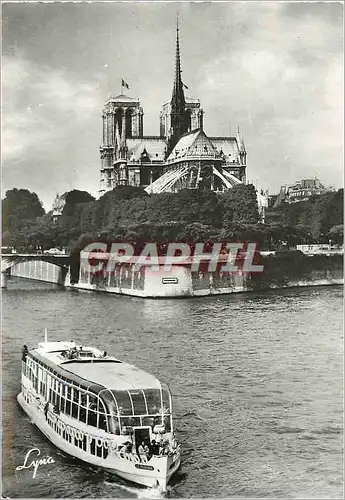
[{"x1": 2, "y1": 278, "x2": 344, "y2": 498}]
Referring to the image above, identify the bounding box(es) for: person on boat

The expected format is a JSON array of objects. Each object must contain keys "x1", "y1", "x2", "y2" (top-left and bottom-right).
[
  {"x1": 143, "y1": 442, "x2": 150, "y2": 457},
  {"x1": 44, "y1": 402, "x2": 49, "y2": 420},
  {"x1": 118, "y1": 442, "x2": 131, "y2": 456},
  {"x1": 150, "y1": 440, "x2": 159, "y2": 456},
  {"x1": 138, "y1": 441, "x2": 146, "y2": 458},
  {"x1": 21, "y1": 345, "x2": 28, "y2": 362},
  {"x1": 154, "y1": 432, "x2": 162, "y2": 448},
  {"x1": 103, "y1": 350, "x2": 107, "y2": 357},
  {"x1": 124, "y1": 441, "x2": 132, "y2": 453},
  {"x1": 161, "y1": 441, "x2": 170, "y2": 456},
  {"x1": 171, "y1": 432, "x2": 178, "y2": 450}
]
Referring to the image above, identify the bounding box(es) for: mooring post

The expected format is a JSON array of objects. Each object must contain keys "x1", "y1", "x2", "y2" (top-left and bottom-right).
[{"x1": 1, "y1": 272, "x2": 8, "y2": 289}]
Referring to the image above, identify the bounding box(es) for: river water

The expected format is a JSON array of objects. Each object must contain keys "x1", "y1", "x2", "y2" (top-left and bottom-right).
[{"x1": 2, "y1": 278, "x2": 344, "y2": 498}]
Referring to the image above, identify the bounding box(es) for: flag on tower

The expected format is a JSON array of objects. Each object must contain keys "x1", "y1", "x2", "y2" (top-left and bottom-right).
[{"x1": 121, "y1": 79, "x2": 130, "y2": 89}]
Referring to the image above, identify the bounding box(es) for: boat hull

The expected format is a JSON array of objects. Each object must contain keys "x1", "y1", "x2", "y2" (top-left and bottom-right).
[{"x1": 17, "y1": 392, "x2": 180, "y2": 492}]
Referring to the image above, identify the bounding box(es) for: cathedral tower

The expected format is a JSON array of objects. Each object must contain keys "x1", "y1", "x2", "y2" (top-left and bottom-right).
[
  {"x1": 99, "y1": 94, "x2": 144, "y2": 194},
  {"x1": 166, "y1": 19, "x2": 189, "y2": 156}
]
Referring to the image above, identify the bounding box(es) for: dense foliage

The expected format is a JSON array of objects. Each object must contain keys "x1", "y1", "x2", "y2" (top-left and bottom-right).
[
  {"x1": 1, "y1": 185, "x2": 343, "y2": 253},
  {"x1": 2, "y1": 189, "x2": 45, "y2": 248}
]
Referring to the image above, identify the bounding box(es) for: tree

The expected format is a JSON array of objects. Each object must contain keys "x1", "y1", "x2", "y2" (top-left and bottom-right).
[
  {"x1": 2, "y1": 188, "x2": 45, "y2": 234},
  {"x1": 329, "y1": 224, "x2": 344, "y2": 245},
  {"x1": 322, "y1": 189, "x2": 344, "y2": 235},
  {"x1": 265, "y1": 190, "x2": 344, "y2": 245},
  {"x1": 62, "y1": 190, "x2": 95, "y2": 217},
  {"x1": 219, "y1": 184, "x2": 259, "y2": 227}
]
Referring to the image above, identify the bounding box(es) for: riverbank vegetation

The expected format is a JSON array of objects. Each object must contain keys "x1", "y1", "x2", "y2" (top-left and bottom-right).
[{"x1": 2, "y1": 186, "x2": 343, "y2": 252}]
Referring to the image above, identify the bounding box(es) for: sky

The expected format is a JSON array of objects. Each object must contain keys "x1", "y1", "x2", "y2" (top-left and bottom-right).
[{"x1": 2, "y1": 1, "x2": 344, "y2": 210}]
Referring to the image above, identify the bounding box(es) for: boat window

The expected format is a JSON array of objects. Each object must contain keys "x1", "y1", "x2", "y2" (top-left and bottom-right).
[
  {"x1": 71, "y1": 388, "x2": 79, "y2": 419},
  {"x1": 88, "y1": 394, "x2": 97, "y2": 408},
  {"x1": 111, "y1": 391, "x2": 132, "y2": 415},
  {"x1": 66, "y1": 386, "x2": 72, "y2": 400},
  {"x1": 79, "y1": 405, "x2": 86, "y2": 423},
  {"x1": 97, "y1": 391, "x2": 123, "y2": 433},
  {"x1": 161, "y1": 384, "x2": 171, "y2": 414},
  {"x1": 94, "y1": 395, "x2": 108, "y2": 431},
  {"x1": 84, "y1": 404, "x2": 93, "y2": 425},
  {"x1": 144, "y1": 389, "x2": 161, "y2": 414},
  {"x1": 112, "y1": 417, "x2": 120, "y2": 435},
  {"x1": 98, "y1": 396, "x2": 106, "y2": 415},
  {"x1": 141, "y1": 416, "x2": 155, "y2": 428},
  {"x1": 99, "y1": 389, "x2": 118, "y2": 415},
  {"x1": 129, "y1": 390, "x2": 147, "y2": 415},
  {"x1": 73, "y1": 388, "x2": 79, "y2": 402},
  {"x1": 98, "y1": 409, "x2": 108, "y2": 431},
  {"x1": 86, "y1": 408, "x2": 96, "y2": 427},
  {"x1": 60, "y1": 394, "x2": 66, "y2": 413},
  {"x1": 65, "y1": 386, "x2": 71, "y2": 415},
  {"x1": 120, "y1": 416, "x2": 141, "y2": 430},
  {"x1": 77, "y1": 392, "x2": 86, "y2": 423},
  {"x1": 81, "y1": 393, "x2": 93, "y2": 426},
  {"x1": 121, "y1": 417, "x2": 140, "y2": 427},
  {"x1": 80, "y1": 393, "x2": 87, "y2": 408}
]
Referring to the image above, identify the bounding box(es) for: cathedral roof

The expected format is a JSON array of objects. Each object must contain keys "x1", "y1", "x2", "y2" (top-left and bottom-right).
[
  {"x1": 106, "y1": 94, "x2": 140, "y2": 104},
  {"x1": 126, "y1": 137, "x2": 166, "y2": 162},
  {"x1": 209, "y1": 137, "x2": 241, "y2": 163},
  {"x1": 166, "y1": 128, "x2": 219, "y2": 163}
]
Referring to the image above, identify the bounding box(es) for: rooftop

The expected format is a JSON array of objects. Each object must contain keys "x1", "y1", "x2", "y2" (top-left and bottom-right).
[
  {"x1": 105, "y1": 94, "x2": 140, "y2": 104},
  {"x1": 127, "y1": 137, "x2": 166, "y2": 162},
  {"x1": 33, "y1": 341, "x2": 161, "y2": 391},
  {"x1": 166, "y1": 128, "x2": 220, "y2": 162}
]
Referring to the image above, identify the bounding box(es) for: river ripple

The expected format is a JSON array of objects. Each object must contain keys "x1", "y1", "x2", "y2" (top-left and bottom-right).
[{"x1": 2, "y1": 279, "x2": 343, "y2": 498}]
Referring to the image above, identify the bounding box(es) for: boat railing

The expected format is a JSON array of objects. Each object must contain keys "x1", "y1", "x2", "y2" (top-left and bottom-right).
[
  {"x1": 61, "y1": 345, "x2": 106, "y2": 361},
  {"x1": 28, "y1": 398, "x2": 178, "y2": 465},
  {"x1": 46, "y1": 412, "x2": 152, "y2": 463}
]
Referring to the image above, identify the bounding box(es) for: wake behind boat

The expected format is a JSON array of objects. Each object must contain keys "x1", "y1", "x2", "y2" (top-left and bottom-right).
[{"x1": 17, "y1": 337, "x2": 181, "y2": 492}]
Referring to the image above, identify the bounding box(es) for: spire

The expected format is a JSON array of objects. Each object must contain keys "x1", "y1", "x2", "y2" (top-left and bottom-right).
[
  {"x1": 237, "y1": 125, "x2": 246, "y2": 152},
  {"x1": 172, "y1": 14, "x2": 184, "y2": 106},
  {"x1": 167, "y1": 15, "x2": 187, "y2": 156},
  {"x1": 237, "y1": 125, "x2": 241, "y2": 143}
]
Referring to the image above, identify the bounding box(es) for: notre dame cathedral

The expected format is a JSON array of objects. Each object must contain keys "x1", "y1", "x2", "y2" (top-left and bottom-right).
[{"x1": 99, "y1": 22, "x2": 247, "y2": 197}]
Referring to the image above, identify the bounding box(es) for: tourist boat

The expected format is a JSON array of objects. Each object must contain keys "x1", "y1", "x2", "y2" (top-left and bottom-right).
[{"x1": 17, "y1": 337, "x2": 181, "y2": 491}]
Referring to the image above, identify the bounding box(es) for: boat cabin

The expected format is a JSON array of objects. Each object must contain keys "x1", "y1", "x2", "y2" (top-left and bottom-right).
[{"x1": 22, "y1": 341, "x2": 173, "y2": 453}]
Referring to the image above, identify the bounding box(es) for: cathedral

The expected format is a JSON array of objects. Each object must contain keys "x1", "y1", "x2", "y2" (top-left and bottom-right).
[{"x1": 99, "y1": 22, "x2": 247, "y2": 197}]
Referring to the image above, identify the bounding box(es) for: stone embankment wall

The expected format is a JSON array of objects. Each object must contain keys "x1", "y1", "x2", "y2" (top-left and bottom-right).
[
  {"x1": 6, "y1": 253, "x2": 343, "y2": 297},
  {"x1": 249, "y1": 253, "x2": 343, "y2": 291},
  {"x1": 69, "y1": 252, "x2": 343, "y2": 297},
  {"x1": 10, "y1": 261, "x2": 67, "y2": 285}
]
